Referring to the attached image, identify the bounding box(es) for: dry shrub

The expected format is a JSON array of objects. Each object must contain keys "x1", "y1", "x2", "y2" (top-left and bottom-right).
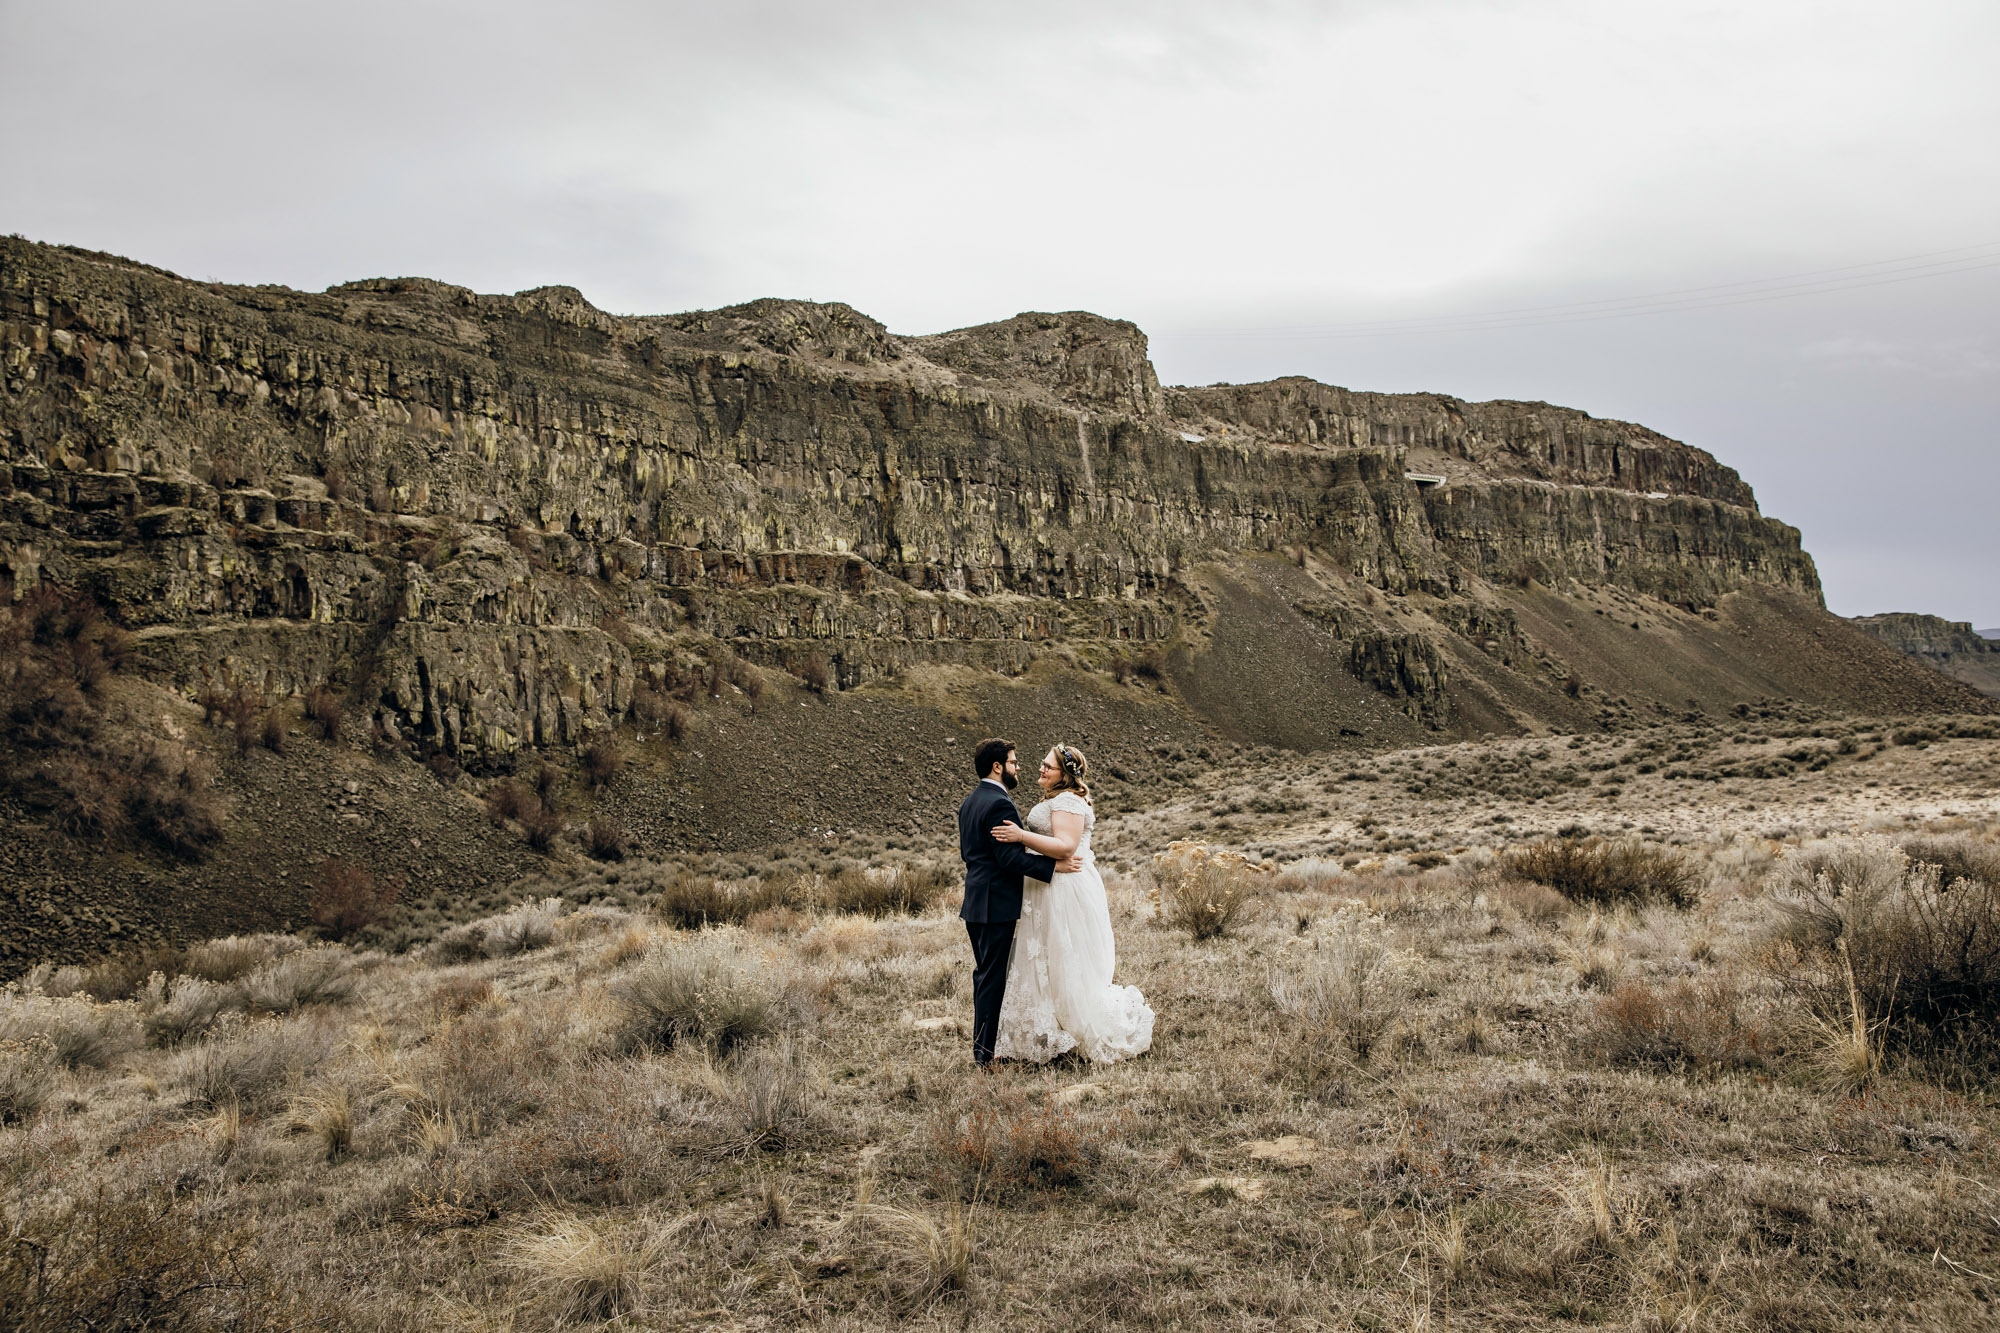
[
  {"x1": 500, "y1": 1211, "x2": 667, "y2": 1325},
  {"x1": 581, "y1": 740, "x2": 621, "y2": 790},
  {"x1": 825, "y1": 865, "x2": 952, "y2": 918},
  {"x1": 1149, "y1": 842, "x2": 1268, "y2": 939},
  {"x1": 1900, "y1": 834, "x2": 2000, "y2": 893},
  {"x1": 1767, "y1": 836, "x2": 2000, "y2": 1066},
  {"x1": 522, "y1": 803, "x2": 565, "y2": 853},
  {"x1": 612, "y1": 940, "x2": 802, "y2": 1055},
  {"x1": 1585, "y1": 978, "x2": 1767, "y2": 1072},
  {"x1": 182, "y1": 935, "x2": 298, "y2": 985},
  {"x1": 175, "y1": 1020, "x2": 320, "y2": 1111},
  {"x1": 931, "y1": 1090, "x2": 1104, "y2": 1199},
  {"x1": 304, "y1": 684, "x2": 343, "y2": 742},
  {"x1": 534, "y1": 761, "x2": 562, "y2": 806},
  {"x1": 728, "y1": 1037, "x2": 821, "y2": 1149},
  {"x1": 1270, "y1": 857, "x2": 1345, "y2": 894},
  {"x1": 1507, "y1": 836, "x2": 1699, "y2": 909},
  {"x1": 143, "y1": 976, "x2": 234, "y2": 1047},
  {"x1": 797, "y1": 652, "x2": 832, "y2": 694},
  {"x1": 655, "y1": 871, "x2": 791, "y2": 929},
  {"x1": 428, "y1": 975, "x2": 496, "y2": 1019},
  {"x1": 861, "y1": 1200, "x2": 975, "y2": 1308},
  {"x1": 1481, "y1": 875, "x2": 1570, "y2": 924},
  {"x1": 484, "y1": 780, "x2": 531, "y2": 823},
  {"x1": 32, "y1": 741, "x2": 222, "y2": 859},
  {"x1": 238, "y1": 948, "x2": 356, "y2": 1014},
  {"x1": 0, "y1": 1038, "x2": 58, "y2": 1124},
  {"x1": 257, "y1": 707, "x2": 286, "y2": 753},
  {"x1": 1269, "y1": 911, "x2": 1396, "y2": 1086},
  {"x1": 0, "y1": 994, "x2": 138, "y2": 1070},
  {"x1": 586, "y1": 814, "x2": 626, "y2": 861},
  {"x1": 309, "y1": 856, "x2": 401, "y2": 940},
  {"x1": 0, "y1": 1187, "x2": 309, "y2": 1332},
  {"x1": 482, "y1": 898, "x2": 564, "y2": 957},
  {"x1": 285, "y1": 1086, "x2": 354, "y2": 1161}
]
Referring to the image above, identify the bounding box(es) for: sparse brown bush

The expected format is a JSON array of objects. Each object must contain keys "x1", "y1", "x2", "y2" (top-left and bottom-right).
[
  {"x1": 0, "y1": 1037, "x2": 57, "y2": 1125},
  {"x1": 175, "y1": 1022, "x2": 319, "y2": 1111},
  {"x1": 304, "y1": 683, "x2": 343, "y2": 742},
  {"x1": 1891, "y1": 725, "x2": 1941, "y2": 746},
  {"x1": 0, "y1": 1186, "x2": 307, "y2": 1331},
  {"x1": 534, "y1": 761, "x2": 562, "y2": 807},
  {"x1": 1149, "y1": 843, "x2": 1267, "y2": 939},
  {"x1": 654, "y1": 871, "x2": 792, "y2": 929},
  {"x1": 143, "y1": 976, "x2": 234, "y2": 1047},
  {"x1": 485, "y1": 780, "x2": 532, "y2": 823},
  {"x1": 1768, "y1": 837, "x2": 2000, "y2": 1066},
  {"x1": 612, "y1": 941, "x2": 798, "y2": 1055},
  {"x1": 1507, "y1": 837, "x2": 1699, "y2": 908},
  {"x1": 74, "y1": 943, "x2": 186, "y2": 1003},
  {"x1": 1900, "y1": 834, "x2": 2000, "y2": 893},
  {"x1": 522, "y1": 802, "x2": 565, "y2": 853},
  {"x1": 0, "y1": 995, "x2": 137, "y2": 1070},
  {"x1": 586, "y1": 814, "x2": 626, "y2": 861},
  {"x1": 309, "y1": 856, "x2": 401, "y2": 940},
  {"x1": 581, "y1": 740, "x2": 621, "y2": 790},
  {"x1": 1131, "y1": 648, "x2": 1165, "y2": 681},
  {"x1": 181, "y1": 935, "x2": 297, "y2": 985},
  {"x1": 797, "y1": 652, "x2": 831, "y2": 694},
  {"x1": 1586, "y1": 978, "x2": 1767, "y2": 1071},
  {"x1": 482, "y1": 899, "x2": 563, "y2": 957},
  {"x1": 425, "y1": 751, "x2": 458, "y2": 782},
  {"x1": 824, "y1": 865, "x2": 953, "y2": 918},
  {"x1": 238, "y1": 948, "x2": 356, "y2": 1015},
  {"x1": 257, "y1": 707, "x2": 286, "y2": 753},
  {"x1": 931, "y1": 1089, "x2": 1103, "y2": 1199}
]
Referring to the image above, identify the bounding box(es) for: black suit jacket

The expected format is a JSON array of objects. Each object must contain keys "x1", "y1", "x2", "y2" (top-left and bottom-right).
[{"x1": 957, "y1": 781, "x2": 1058, "y2": 923}]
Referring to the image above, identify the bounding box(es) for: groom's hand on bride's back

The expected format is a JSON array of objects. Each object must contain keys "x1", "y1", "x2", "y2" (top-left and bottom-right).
[{"x1": 1055, "y1": 854, "x2": 1083, "y2": 873}]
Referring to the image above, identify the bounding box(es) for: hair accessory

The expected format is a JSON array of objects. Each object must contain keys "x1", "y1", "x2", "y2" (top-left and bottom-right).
[{"x1": 1055, "y1": 744, "x2": 1081, "y2": 778}]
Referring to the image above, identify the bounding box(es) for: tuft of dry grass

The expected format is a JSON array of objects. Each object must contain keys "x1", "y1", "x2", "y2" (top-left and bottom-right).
[
  {"x1": 287, "y1": 1086, "x2": 354, "y2": 1160},
  {"x1": 611, "y1": 940, "x2": 801, "y2": 1056},
  {"x1": 499, "y1": 1211, "x2": 670, "y2": 1324},
  {"x1": 864, "y1": 1200, "x2": 976, "y2": 1307},
  {"x1": 0, "y1": 1036, "x2": 58, "y2": 1124}
]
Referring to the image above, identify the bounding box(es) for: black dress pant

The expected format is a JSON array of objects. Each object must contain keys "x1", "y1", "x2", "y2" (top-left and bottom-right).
[{"x1": 964, "y1": 919, "x2": 1017, "y2": 1064}]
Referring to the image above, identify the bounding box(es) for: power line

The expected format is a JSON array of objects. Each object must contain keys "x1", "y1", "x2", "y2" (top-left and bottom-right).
[{"x1": 1170, "y1": 240, "x2": 2000, "y2": 340}]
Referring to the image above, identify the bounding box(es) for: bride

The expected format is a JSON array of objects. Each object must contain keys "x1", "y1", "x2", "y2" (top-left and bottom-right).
[{"x1": 989, "y1": 745, "x2": 1154, "y2": 1064}]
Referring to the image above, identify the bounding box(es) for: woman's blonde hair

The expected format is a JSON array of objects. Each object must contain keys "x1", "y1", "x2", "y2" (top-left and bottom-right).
[{"x1": 1046, "y1": 743, "x2": 1090, "y2": 801}]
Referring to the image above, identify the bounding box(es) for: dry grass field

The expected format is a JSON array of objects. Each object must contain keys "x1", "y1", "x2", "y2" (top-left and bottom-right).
[{"x1": 5, "y1": 710, "x2": 2000, "y2": 1331}]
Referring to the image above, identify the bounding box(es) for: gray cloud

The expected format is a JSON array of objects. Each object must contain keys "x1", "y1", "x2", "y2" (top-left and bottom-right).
[{"x1": 3, "y1": 0, "x2": 1994, "y2": 624}]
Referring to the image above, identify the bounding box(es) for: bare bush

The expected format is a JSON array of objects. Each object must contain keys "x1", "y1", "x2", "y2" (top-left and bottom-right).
[
  {"x1": 655, "y1": 871, "x2": 793, "y2": 929},
  {"x1": 1900, "y1": 833, "x2": 2000, "y2": 892},
  {"x1": 143, "y1": 975, "x2": 235, "y2": 1047},
  {"x1": 1149, "y1": 843, "x2": 1268, "y2": 939},
  {"x1": 175, "y1": 1021, "x2": 318, "y2": 1111},
  {"x1": 257, "y1": 707, "x2": 287, "y2": 753},
  {"x1": 1767, "y1": 836, "x2": 2000, "y2": 1064},
  {"x1": 586, "y1": 814, "x2": 627, "y2": 861},
  {"x1": 309, "y1": 856, "x2": 401, "y2": 940},
  {"x1": 522, "y1": 803, "x2": 565, "y2": 853},
  {"x1": 931, "y1": 1088, "x2": 1105, "y2": 1199},
  {"x1": 824, "y1": 865, "x2": 953, "y2": 918},
  {"x1": 613, "y1": 941, "x2": 801, "y2": 1055},
  {"x1": 1585, "y1": 978, "x2": 1767, "y2": 1072},
  {"x1": 729, "y1": 1037, "x2": 821, "y2": 1149},
  {"x1": 0, "y1": 1186, "x2": 307, "y2": 1331},
  {"x1": 581, "y1": 741, "x2": 621, "y2": 790},
  {"x1": 0, "y1": 994, "x2": 138, "y2": 1070},
  {"x1": 483, "y1": 899, "x2": 564, "y2": 957},
  {"x1": 238, "y1": 948, "x2": 356, "y2": 1014},
  {"x1": 182, "y1": 934, "x2": 298, "y2": 985},
  {"x1": 1507, "y1": 837, "x2": 1700, "y2": 908},
  {"x1": 304, "y1": 683, "x2": 343, "y2": 742},
  {"x1": 0, "y1": 1037, "x2": 57, "y2": 1124}
]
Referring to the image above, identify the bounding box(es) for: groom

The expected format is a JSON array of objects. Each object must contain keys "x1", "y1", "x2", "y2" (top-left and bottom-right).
[{"x1": 957, "y1": 738, "x2": 1077, "y2": 1067}]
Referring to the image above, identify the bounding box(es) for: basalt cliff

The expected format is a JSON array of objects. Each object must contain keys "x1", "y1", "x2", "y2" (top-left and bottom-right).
[{"x1": 0, "y1": 237, "x2": 1987, "y2": 962}]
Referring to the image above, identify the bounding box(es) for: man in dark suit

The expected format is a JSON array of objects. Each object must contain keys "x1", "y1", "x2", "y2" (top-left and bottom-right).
[{"x1": 958, "y1": 738, "x2": 1075, "y2": 1067}]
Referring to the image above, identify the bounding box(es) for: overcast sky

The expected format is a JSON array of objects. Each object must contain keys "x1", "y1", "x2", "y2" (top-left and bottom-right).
[{"x1": 4, "y1": 1, "x2": 1995, "y2": 626}]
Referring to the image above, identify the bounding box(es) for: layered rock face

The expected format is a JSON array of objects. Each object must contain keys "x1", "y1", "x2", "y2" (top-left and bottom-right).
[
  {"x1": 1852, "y1": 613, "x2": 2000, "y2": 698},
  {"x1": 0, "y1": 237, "x2": 1964, "y2": 764}
]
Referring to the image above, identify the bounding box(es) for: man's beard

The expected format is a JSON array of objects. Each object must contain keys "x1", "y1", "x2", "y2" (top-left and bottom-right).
[{"x1": 1000, "y1": 768, "x2": 1017, "y2": 789}]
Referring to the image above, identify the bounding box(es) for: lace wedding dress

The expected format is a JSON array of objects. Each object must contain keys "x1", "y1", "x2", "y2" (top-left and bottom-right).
[{"x1": 994, "y1": 791, "x2": 1154, "y2": 1064}]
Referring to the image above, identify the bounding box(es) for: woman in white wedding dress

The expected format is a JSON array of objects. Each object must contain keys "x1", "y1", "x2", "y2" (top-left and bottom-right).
[{"x1": 989, "y1": 745, "x2": 1154, "y2": 1064}]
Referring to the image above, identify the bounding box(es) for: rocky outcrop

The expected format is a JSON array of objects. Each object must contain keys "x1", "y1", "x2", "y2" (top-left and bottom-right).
[
  {"x1": 1852, "y1": 613, "x2": 2000, "y2": 699},
  {"x1": 0, "y1": 236, "x2": 1981, "y2": 768}
]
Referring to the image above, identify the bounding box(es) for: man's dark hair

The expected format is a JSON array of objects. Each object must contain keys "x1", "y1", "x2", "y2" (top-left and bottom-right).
[{"x1": 972, "y1": 738, "x2": 1014, "y2": 781}]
